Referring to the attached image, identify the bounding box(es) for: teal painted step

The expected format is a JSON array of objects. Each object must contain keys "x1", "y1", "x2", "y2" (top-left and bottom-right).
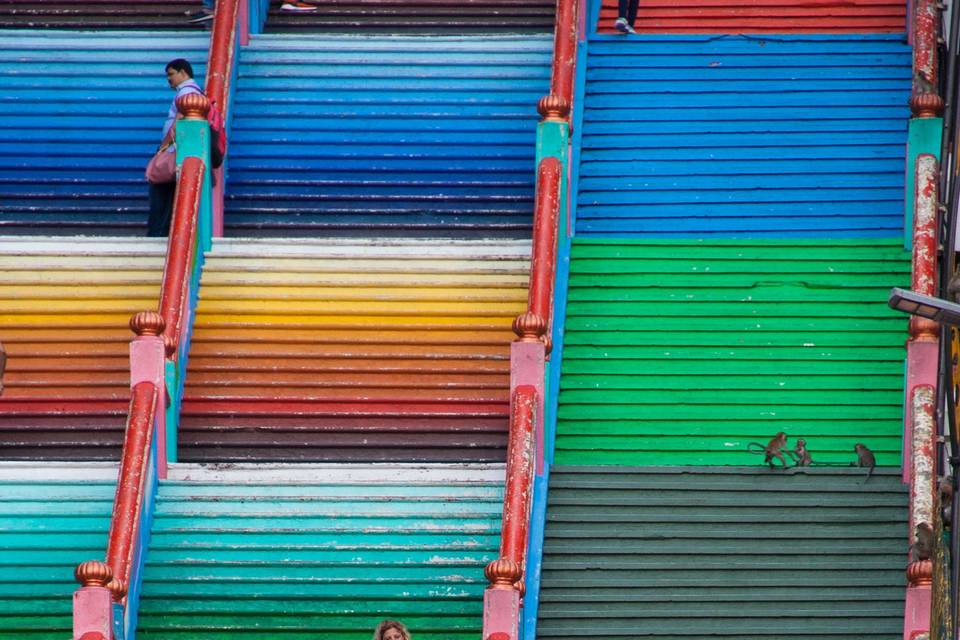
[
  {"x1": 0, "y1": 469, "x2": 115, "y2": 639},
  {"x1": 537, "y1": 466, "x2": 908, "y2": 640},
  {"x1": 137, "y1": 471, "x2": 503, "y2": 639},
  {"x1": 556, "y1": 238, "x2": 911, "y2": 466}
]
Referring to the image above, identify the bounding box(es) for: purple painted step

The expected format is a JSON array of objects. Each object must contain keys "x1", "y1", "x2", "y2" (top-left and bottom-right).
[
  {"x1": 0, "y1": 0, "x2": 207, "y2": 30},
  {"x1": 266, "y1": 0, "x2": 555, "y2": 33}
]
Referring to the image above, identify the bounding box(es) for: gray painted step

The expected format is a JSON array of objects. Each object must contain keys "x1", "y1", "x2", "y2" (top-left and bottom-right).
[{"x1": 537, "y1": 466, "x2": 908, "y2": 640}]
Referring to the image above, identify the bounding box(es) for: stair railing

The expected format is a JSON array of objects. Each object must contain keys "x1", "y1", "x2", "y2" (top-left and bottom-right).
[
  {"x1": 902, "y1": 0, "x2": 949, "y2": 638},
  {"x1": 70, "y1": 3, "x2": 242, "y2": 630},
  {"x1": 481, "y1": 1, "x2": 578, "y2": 639},
  {"x1": 205, "y1": 0, "x2": 240, "y2": 237}
]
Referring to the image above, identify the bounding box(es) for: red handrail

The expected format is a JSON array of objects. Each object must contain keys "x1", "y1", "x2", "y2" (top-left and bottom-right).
[
  {"x1": 206, "y1": 0, "x2": 239, "y2": 112},
  {"x1": 528, "y1": 158, "x2": 562, "y2": 339},
  {"x1": 157, "y1": 156, "x2": 203, "y2": 358},
  {"x1": 911, "y1": 0, "x2": 943, "y2": 118},
  {"x1": 498, "y1": 386, "x2": 537, "y2": 564},
  {"x1": 104, "y1": 380, "x2": 160, "y2": 599},
  {"x1": 551, "y1": 0, "x2": 578, "y2": 111}
]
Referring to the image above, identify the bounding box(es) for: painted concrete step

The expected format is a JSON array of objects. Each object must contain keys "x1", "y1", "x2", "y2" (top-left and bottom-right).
[
  {"x1": 0, "y1": 236, "x2": 166, "y2": 460},
  {"x1": 137, "y1": 463, "x2": 503, "y2": 640},
  {"x1": 0, "y1": 463, "x2": 117, "y2": 639},
  {"x1": 538, "y1": 466, "x2": 908, "y2": 639},
  {"x1": 225, "y1": 34, "x2": 550, "y2": 237},
  {"x1": 266, "y1": 0, "x2": 555, "y2": 34},
  {"x1": 0, "y1": 31, "x2": 208, "y2": 235},
  {"x1": 180, "y1": 238, "x2": 529, "y2": 463},
  {"x1": 0, "y1": 1, "x2": 207, "y2": 30}
]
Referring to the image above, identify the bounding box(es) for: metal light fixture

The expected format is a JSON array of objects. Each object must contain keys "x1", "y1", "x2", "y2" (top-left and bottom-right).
[{"x1": 888, "y1": 287, "x2": 960, "y2": 325}]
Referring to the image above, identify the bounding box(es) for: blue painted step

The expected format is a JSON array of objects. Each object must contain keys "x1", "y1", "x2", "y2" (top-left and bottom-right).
[
  {"x1": 574, "y1": 35, "x2": 912, "y2": 238},
  {"x1": 225, "y1": 35, "x2": 552, "y2": 237},
  {"x1": 0, "y1": 31, "x2": 208, "y2": 235}
]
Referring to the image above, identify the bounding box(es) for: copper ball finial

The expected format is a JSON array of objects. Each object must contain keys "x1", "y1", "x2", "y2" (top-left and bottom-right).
[
  {"x1": 74, "y1": 560, "x2": 113, "y2": 588},
  {"x1": 162, "y1": 333, "x2": 177, "y2": 358},
  {"x1": 484, "y1": 557, "x2": 522, "y2": 589},
  {"x1": 537, "y1": 94, "x2": 571, "y2": 122},
  {"x1": 107, "y1": 577, "x2": 128, "y2": 602},
  {"x1": 907, "y1": 559, "x2": 933, "y2": 586},
  {"x1": 176, "y1": 92, "x2": 211, "y2": 120},
  {"x1": 513, "y1": 311, "x2": 547, "y2": 341},
  {"x1": 911, "y1": 92, "x2": 944, "y2": 118},
  {"x1": 130, "y1": 311, "x2": 165, "y2": 337}
]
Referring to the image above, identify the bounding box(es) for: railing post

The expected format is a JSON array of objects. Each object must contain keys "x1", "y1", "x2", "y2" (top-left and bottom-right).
[
  {"x1": 175, "y1": 94, "x2": 212, "y2": 252},
  {"x1": 901, "y1": 156, "x2": 942, "y2": 640},
  {"x1": 72, "y1": 561, "x2": 114, "y2": 640}
]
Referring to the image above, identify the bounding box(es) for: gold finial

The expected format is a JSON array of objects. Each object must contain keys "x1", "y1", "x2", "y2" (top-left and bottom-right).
[
  {"x1": 484, "y1": 558, "x2": 522, "y2": 589},
  {"x1": 74, "y1": 560, "x2": 112, "y2": 588},
  {"x1": 907, "y1": 559, "x2": 933, "y2": 586},
  {"x1": 176, "y1": 93, "x2": 211, "y2": 120},
  {"x1": 537, "y1": 94, "x2": 570, "y2": 122},
  {"x1": 130, "y1": 311, "x2": 165, "y2": 337},
  {"x1": 512, "y1": 312, "x2": 547, "y2": 341},
  {"x1": 107, "y1": 577, "x2": 128, "y2": 602}
]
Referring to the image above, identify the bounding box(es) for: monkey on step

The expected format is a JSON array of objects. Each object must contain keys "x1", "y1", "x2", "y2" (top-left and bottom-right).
[
  {"x1": 747, "y1": 432, "x2": 789, "y2": 469},
  {"x1": 787, "y1": 438, "x2": 812, "y2": 467},
  {"x1": 854, "y1": 443, "x2": 876, "y2": 482}
]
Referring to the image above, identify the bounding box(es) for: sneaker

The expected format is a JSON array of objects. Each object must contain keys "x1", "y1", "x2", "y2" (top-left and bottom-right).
[
  {"x1": 281, "y1": 1, "x2": 317, "y2": 11},
  {"x1": 185, "y1": 8, "x2": 214, "y2": 23},
  {"x1": 614, "y1": 17, "x2": 636, "y2": 34}
]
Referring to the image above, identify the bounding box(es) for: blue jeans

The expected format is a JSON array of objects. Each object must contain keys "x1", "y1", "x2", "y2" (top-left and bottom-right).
[{"x1": 203, "y1": 0, "x2": 214, "y2": 9}]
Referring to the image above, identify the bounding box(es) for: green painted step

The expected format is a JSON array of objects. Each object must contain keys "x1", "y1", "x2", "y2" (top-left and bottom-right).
[
  {"x1": 537, "y1": 466, "x2": 908, "y2": 640},
  {"x1": 556, "y1": 238, "x2": 910, "y2": 466},
  {"x1": 137, "y1": 473, "x2": 503, "y2": 640},
  {"x1": 0, "y1": 471, "x2": 115, "y2": 638}
]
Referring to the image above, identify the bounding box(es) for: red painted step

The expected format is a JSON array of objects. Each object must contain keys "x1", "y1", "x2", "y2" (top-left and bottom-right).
[
  {"x1": 266, "y1": 0, "x2": 555, "y2": 33},
  {"x1": 0, "y1": 0, "x2": 207, "y2": 29},
  {"x1": 596, "y1": 0, "x2": 906, "y2": 34}
]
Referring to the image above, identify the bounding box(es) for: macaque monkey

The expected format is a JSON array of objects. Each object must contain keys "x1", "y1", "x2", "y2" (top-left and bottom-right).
[
  {"x1": 748, "y1": 432, "x2": 789, "y2": 469},
  {"x1": 911, "y1": 522, "x2": 934, "y2": 562},
  {"x1": 854, "y1": 443, "x2": 876, "y2": 482},
  {"x1": 787, "y1": 438, "x2": 812, "y2": 467}
]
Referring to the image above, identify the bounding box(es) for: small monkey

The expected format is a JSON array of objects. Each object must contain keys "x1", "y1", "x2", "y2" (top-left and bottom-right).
[
  {"x1": 911, "y1": 522, "x2": 935, "y2": 562},
  {"x1": 747, "y1": 432, "x2": 789, "y2": 469},
  {"x1": 854, "y1": 443, "x2": 876, "y2": 482},
  {"x1": 787, "y1": 438, "x2": 812, "y2": 467}
]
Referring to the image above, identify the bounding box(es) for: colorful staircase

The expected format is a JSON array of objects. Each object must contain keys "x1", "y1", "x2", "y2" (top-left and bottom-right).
[
  {"x1": 136, "y1": 464, "x2": 502, "y2": 640},
  {"x1": 0, "y1": 464, "x2": 115, "y2": 639},
  {"x1": 0, "y1": 32, "x2": 208, "y2": 235},
  {"x1": 575, "y1": 34, "x2": 911, "y2": 237},
  {"x1": 537, "y1": 467, "x2": 908, "y2": 638},
  {"x1": 265, "y1": 0, "x2": 556, "y2": 34},
  {"x1": 528, "y1": 1, "x2": 916, "y2": 637},
  {"x1": 0, "y1": 1, "x2": 204, "y2": 30},
  {"x1": 0, "y1": 237, "x2": 167, "y2": 460},
  {"x1": 179, "y1": 238, "x2": 528, "y2": 462},
  {"x1": 225, "y1": 35, "x2": 551, "y2": 236}
]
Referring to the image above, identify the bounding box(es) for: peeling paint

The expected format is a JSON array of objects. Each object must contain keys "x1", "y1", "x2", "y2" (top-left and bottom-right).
[{"x1": 911, "y1": 385, "x2": 936, "y2": 529}]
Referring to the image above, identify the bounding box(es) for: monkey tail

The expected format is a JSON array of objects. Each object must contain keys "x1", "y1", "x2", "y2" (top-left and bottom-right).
[{"x1": 746, "y1": 442, "x2": 767, "y2": 454}]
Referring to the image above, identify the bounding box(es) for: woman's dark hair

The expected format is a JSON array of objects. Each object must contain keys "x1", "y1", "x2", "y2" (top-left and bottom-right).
[{"x1": 165, "y1": 58, "x2": 194, "y2": 78}]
